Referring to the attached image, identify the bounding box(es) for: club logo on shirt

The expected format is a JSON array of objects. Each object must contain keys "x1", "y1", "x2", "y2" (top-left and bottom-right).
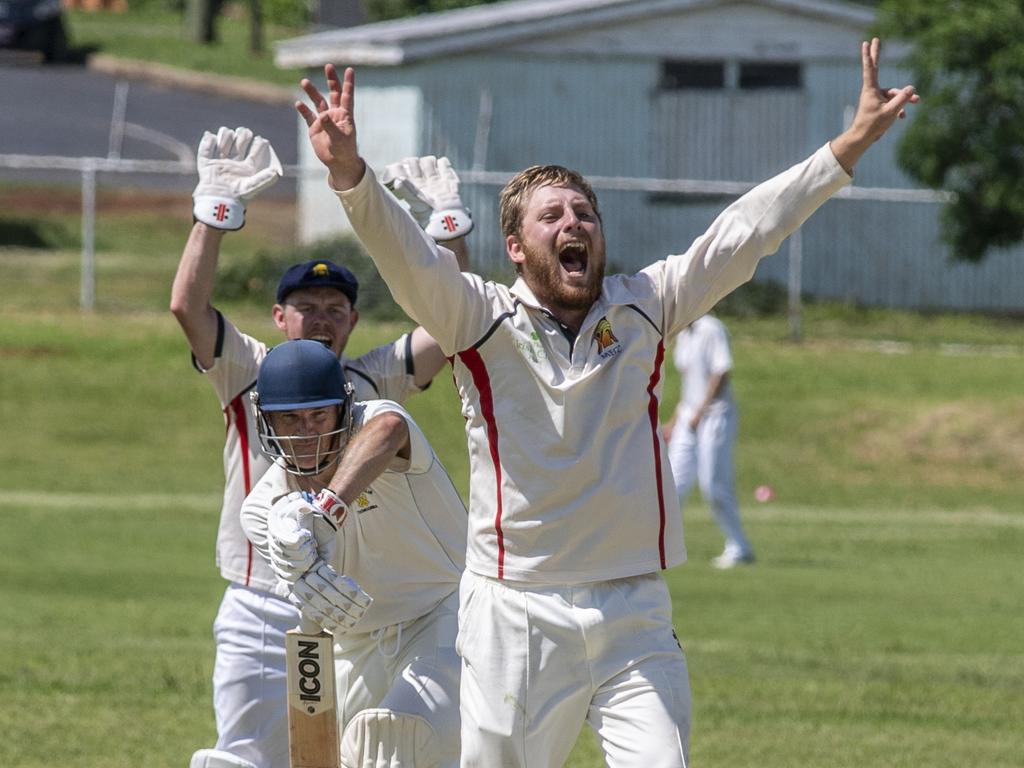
[
  {"x1": 513, "y1": 330, "x2": 547, "y2": 364},
  {"x1": 593, "y1": 317, "x2": 621, "y2": 359},
  {"x1": 353, "y1": 490, "x2": 377, "y2": 514}
]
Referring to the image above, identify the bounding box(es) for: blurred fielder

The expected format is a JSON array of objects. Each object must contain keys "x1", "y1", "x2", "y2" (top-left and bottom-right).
[
  {"x1": 240, "y1": 339, "x2": 466, "y2": 768},
  {"x1": 171, "y1": 127, "x2": 473, "y2": 768},
  {"x1": 295, "y1": 37, "x2": 915, "y2": 767},
  {"x1": 663, "y1": 314, "x2": 754, "y2": 569}
]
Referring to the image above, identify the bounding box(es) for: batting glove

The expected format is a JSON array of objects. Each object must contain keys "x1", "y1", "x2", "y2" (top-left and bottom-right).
[
  {"x1": 380, "y1": 155, "x2": 473, "y2": 241},
  {"x1": 289, "y1": 562, "x2": 373, "y2": 635},
  {"x1": 266, "y1": 493, "x2": 335, "y2": 584},
  {"x1": 312, "y1": 487, "x2": 351, "y2": 528},
  {"x1": 193, "y1": 126, "x2": 282, "y2": 231}
]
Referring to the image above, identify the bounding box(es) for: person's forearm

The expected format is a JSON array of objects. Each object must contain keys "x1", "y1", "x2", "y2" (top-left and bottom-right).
[
  {"x1": 698, "y1": 372, "x2": 727, "y2": 415},
  {"x1": 171, "y1": 223, "x2": 222, "y2": 314},
  {"x1": 327, "y1": 156, "x2": 367, "y2": 193},
  {"x1": 829, "y1": 127, "x2": 875, "y2": 177},
  {"x1": 326, "y1": 412, "x2": 410, "y2": 505},
  {"x1": 444, "y1": 237, "x2": 471, "y2": 272},
  {"x1": 169, "y1": 223, "x2": 224, "y2": 367}
]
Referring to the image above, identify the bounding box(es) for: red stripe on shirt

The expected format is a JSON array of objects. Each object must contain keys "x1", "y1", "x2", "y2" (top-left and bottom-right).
[
  {"x1": 457, "y1": 348, "x2": 506, "y2": 579},
  {"x1": 227, "y1": 394, "x2": 255, "y2": 585},
  {"x1": 646, "y1": 339, "x2": 668, "y2": 569}
]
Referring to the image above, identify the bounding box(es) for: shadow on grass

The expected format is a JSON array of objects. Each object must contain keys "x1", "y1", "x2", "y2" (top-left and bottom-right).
[{"x1": 0, "y1": 218, "x2": 77, "y2": 249}]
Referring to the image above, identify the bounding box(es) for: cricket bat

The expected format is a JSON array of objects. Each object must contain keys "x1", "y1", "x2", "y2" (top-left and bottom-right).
[
  {"x1": 285, "y1": 621, "x2": 339, "y2": 768},
  {"x1": 286, "y1": 507, "x2": 340, "y2": 768}
]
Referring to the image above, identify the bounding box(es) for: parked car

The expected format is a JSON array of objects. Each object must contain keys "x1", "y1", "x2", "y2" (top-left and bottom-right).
[{"x1": 0, "y1": 0, "x2": 68, "y2": 62}]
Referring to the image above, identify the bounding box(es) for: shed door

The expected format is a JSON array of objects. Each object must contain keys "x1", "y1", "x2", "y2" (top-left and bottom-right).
[{"x1": 653, "y1": 90, "x2": 807, "y2": 182}]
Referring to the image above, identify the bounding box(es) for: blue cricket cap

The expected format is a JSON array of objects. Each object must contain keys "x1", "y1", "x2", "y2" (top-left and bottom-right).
[{"x1": 276, "y1": 259, "x2": 359, "y2": 306}]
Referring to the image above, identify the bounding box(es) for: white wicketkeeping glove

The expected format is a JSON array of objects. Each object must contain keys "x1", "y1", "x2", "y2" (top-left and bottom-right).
[
  {"x1": 289, "y1": 562, "x2": 373, "y2": 635},
  {"x1": 193, "y1": 126, "x2": 282, "y2": 231},
  {"x1": 380, "y1": 155, "x2": 474, "y2": 241}
]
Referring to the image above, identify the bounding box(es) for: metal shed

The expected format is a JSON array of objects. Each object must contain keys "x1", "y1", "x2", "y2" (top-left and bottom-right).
[{"x1": 277, "y1": 0, "x2": 1024, "y2": 313}]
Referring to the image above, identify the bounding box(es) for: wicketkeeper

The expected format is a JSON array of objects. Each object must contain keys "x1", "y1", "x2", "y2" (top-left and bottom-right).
[{"x1": 172, "y1": 126, "x2": 473, "y2": 768}]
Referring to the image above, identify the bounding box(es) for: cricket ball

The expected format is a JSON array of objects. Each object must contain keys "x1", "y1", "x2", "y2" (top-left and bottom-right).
[{"x1": 754, "y1": 484, "x2": 775, "y2": 503}]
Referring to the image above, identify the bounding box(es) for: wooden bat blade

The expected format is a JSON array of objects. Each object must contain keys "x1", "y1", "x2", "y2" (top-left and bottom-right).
[{"x1": 286, "y1": 628, "x2": 339, "y2": 768}]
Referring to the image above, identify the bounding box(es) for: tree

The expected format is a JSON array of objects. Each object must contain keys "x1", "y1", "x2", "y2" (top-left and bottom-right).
[{"x1": 877, "y1": 0, "x2": 1024, "y2": 262}]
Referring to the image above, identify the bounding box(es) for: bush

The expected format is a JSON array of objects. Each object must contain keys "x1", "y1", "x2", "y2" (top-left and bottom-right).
[
  {"x1": 215, "y1": 237, "x2": 408, "y2": 321},
  {"x1": 714, "y1": 278, "x2": 790, "y2": 318}
]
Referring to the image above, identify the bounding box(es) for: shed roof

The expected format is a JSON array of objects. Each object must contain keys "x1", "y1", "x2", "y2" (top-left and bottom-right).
[{"x1": 276, "y1": 0, "x2": 875, "y2": 68}]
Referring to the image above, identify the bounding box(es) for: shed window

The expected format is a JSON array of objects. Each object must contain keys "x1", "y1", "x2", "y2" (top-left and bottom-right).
[
  {"x1": 738, "y1": 62, "x2": 802, "y2": 89},
  {"x1": 660, "y1": 61, "x2": 725, "y2": 90}
]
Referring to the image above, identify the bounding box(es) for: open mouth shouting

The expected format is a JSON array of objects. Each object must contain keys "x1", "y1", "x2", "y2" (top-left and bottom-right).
[
  {"x1": 558, "y1": 239, "x2": 589, "y2": 281},
  {"x1": 307, "y1": 332, "x2": 334, "y2": 349}
]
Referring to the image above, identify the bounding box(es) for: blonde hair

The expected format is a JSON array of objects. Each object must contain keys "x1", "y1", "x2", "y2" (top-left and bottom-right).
[{"x1": 499, "y1": 165, "x2": 601, "y2": 238}]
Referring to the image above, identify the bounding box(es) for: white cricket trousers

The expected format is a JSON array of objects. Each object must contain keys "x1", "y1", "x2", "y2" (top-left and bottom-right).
[
  {"x1": 457, "y1": 570, "x2": 691, "y2": 767},
  {"x1": 212, "y1": 583, "x2": 296, "y2": 768},
  {"x1": 667, "y1": 405, "x2": 753, "y2": 558},
  {"x1": 333, "y1": 590, "x2": 462, "y2": 768}
]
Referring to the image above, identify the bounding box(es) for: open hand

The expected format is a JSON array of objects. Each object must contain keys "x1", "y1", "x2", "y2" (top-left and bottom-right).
[{"x1": 296, "y1": 64, "x2": 366, "y2": 190}]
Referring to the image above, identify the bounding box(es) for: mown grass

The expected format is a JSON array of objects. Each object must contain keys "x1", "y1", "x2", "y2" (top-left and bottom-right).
[
  {"x1": 2, "y1": 190, "x2": 1023, "y2": 766},
  {"x1": 65, "y1": 6, "x2": 305, "y2": 86}
]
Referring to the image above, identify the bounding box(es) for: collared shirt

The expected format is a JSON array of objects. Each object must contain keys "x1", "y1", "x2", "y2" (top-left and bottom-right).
[
  {"x1": 338, "y1": 144, "x2": 850, "y2": 583},
  {"x1": 675, "y1": 314, "x2": 734, "y2": 417}
]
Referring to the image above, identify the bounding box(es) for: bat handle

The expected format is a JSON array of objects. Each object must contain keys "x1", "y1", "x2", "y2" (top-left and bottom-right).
[{"x1": 298, "y1": 616, "x2": 323, "y2": 635}]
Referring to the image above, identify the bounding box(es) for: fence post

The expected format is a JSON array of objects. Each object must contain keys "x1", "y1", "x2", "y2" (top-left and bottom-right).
[
  {"x1": 787, "y1": 228, "x2": 802, "y2": 342},
  {"x1": 80, "y1": 159, "x2": 97, "y2": 312}
]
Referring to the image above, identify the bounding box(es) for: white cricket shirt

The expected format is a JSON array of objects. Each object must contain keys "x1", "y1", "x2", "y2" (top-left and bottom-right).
[
  {"x1": 674, "y1": 315, "x2": 734, "y2": 417},
  {"x1": 197, "y1": 313, "x2": 423, "y2": 592},
  {"x1": 337, "y1": 143, "x2": 850, "y2": 584},
  {"x1": 241, "y1": 399, "x2": 467, "y2": 632}
]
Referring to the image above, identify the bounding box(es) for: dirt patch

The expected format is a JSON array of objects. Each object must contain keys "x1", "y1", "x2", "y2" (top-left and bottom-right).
[
  {"x1": 0, "y1": 187, "x2": 294, "y2": 220},
  {"x1": 0, "y1": 187, "x2": 183, "y2": 216},
  {"x1": 853, "y1": 401, "x2": 1024, "y2": 481},
  {"x1": 0, "y1": 346, "x2": 65, "y2": 358}
]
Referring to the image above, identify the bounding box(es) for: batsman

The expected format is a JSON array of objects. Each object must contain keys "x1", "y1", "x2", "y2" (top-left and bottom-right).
[{"x1": 241, "y1": 339, "x2": 467, "y2": 768}]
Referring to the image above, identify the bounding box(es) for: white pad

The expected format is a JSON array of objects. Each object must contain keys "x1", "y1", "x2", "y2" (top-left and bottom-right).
[
  {"x1": 339, "y1": 709, "x2": 439, "y2": 768},
  {"x1": 189, "y1": 748, "x2": 258, "y2": 768}
]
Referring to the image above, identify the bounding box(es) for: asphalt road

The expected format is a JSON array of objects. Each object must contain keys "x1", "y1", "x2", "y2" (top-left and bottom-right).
[{"x1": 0, "y1": 58, "x2": 299, "y2": 196}]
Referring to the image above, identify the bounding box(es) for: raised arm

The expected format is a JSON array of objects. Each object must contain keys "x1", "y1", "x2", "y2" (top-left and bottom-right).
[
  {"x1": 829, "y1": 37, "x2": 919, "y2": 174},
  {"x1": 170, "y1": 223, "x2": 224, "y2": 368},
  {"x1": 319, "y1": 411, "x2": 412, "y2": 513},
  {"x1": 299, "y1": 66, "x2": 493, "y2": 358},
  {"x1": 169, "y1": 126, "x2": 282, "y2": 368}
]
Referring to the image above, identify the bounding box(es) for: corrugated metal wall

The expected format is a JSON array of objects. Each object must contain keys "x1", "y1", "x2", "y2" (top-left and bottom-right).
[{"x1": 355, "y1": 55, "x2": 1024, "y2": 313}]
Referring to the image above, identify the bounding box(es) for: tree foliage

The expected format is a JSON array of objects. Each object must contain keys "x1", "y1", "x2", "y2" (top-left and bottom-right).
[{"x1": 876, "y1": 0, "x2": 1024, "y2": 261}]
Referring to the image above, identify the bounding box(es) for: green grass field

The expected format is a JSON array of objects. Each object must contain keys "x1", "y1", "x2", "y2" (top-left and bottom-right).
[
  {"x1": 66, "y1": 6, "x2": 305, "y2": 86},
  {"x1": 2, "y1": 192, "x2": 1023, "y2": 766}
]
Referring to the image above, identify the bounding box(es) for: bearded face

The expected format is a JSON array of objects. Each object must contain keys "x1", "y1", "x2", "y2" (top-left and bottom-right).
[{"x1": 507, "y1": 184, "x2": 606, "y2": 317}]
